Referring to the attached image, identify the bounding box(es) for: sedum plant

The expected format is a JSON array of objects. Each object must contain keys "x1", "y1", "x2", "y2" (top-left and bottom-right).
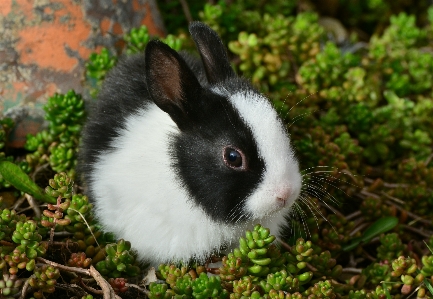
[
  {"x1": 25, "y1": 90, "x2": 86, "y2": 179},
  {"x1": 95, "y1": 239, "x2": 141, "y2": 278}
]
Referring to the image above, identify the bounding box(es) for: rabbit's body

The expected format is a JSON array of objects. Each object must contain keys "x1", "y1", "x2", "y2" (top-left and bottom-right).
[{"x1": 80, "y1": 22, "x2": 302, "y2": 264}]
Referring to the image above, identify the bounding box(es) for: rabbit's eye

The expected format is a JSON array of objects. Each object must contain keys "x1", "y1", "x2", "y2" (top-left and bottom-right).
[{"x1": 223, "y1": 147, "x2": 246, "y2": 170}]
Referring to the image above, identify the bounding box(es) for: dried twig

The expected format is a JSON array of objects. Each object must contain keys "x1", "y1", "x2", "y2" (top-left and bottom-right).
[
  {"x1": 345, "y1": 210, "x2": 362, "y2": 221},
  {"x1": 342, "y1": 267, "x2": 363, "y2": 274},
  {"x1": 385, "y1": 200, "x2": 431, "y2": 226},
  {"x1": 45, "y1": 240, "x2": 79, "y2": 253},
  {"x1": 400, "y1": 224, "x2": 432, "y2": 238},
  {"x1": 179, "y1": 0, "x2": 193, "y2": 23},
  {"x1": 80, "y1": 278, "x2": 103, "y2": 295},
  {"x1": 25, "y1": 194, "x2": 41, "y2": 218},
  {"x1": 19, "y1": 276, "x2": 32, "y2": 299},
  {"x1": 31, "y1": 163, "x2": 50, "y2": 182},
  {"x1": 56, "y1": 283, "x2": 88, "y2": 298},
  {"x1": 425, "y1": 153, "x2": 433, "y2": 166},
  {"x1": 36, "y1": 257, "x2": 121, "y2": 299},
  {"x1": 16, "y1": 204, "x2": 47, "y2": 214},
  {"x1": 305, "y1": 263, "x2": 318, "y2": 272},
  {"x1": 359, "y1": 189, "x2": 380, "y2": 199},
  {"x1": 37, "y1": 257, "x2": 90, "y2": 276},
  {"x1": 90, "y1": 266, "x2": 121, "y2": 299},
  {"x1": 141, "y1": 267, "x2": 157, "y2": 286},
  {"x1": 278, "y1": 238, "x2": 292, "y2": 251},
  {"x1": 68, "y1": 208, "x2": 100, "y2": 248},
  {"x1": 205, "y1": 255, "x2": 222, "y2": 273},
  {"x1": 11, "y1": 195, "x2": 26, "y2": 210},
  {"x1": 348, "y1": 252, "x2": 363, "y2": 268},
  {"x1": 380, "y1": 191, "x2": 405, "y2": 205},
  {"x1": 0, "y1": 240, "x2": 14, "y2": 247},
  {"x1": 349, "y1": 221, "x2": 370, "y2": 237},
  {"x1": 52, "y1": 231, "x2": 74, "y2": 238},
  {"x1": 318, "y1": 201, "x2": 345, "y2": 218},
  {"x1": 361, "y1": 248, "x2": 376, "y2": 262},
  {"x1": 364, "y1": 178, "x2": 408, "y2": 188},
  {"x1": 125, "y1": 283, "x2": 151, "y2": 296}
]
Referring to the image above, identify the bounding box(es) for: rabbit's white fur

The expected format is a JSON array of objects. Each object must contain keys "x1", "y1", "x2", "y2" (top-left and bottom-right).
[{"x1": 90, "y1": 91, "x2": 301, "y2": 263}]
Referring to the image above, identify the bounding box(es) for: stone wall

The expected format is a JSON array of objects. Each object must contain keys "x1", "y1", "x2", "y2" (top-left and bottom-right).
[{"x1": 0, "y1": 0, "x2": 165, "y2": 112}]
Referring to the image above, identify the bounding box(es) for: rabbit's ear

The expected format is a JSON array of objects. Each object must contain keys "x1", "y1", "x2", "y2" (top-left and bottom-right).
[
  {"x1": 189, "y1": 21, "x2": 235, "y2": 85},
  {"x1": 145, "y1": 40, "x2": 202, "y2": 130}
]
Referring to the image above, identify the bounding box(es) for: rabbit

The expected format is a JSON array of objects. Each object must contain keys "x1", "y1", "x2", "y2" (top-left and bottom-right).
[{"x1": 79, "y1": 21, "x2": 302, "y2": 264}]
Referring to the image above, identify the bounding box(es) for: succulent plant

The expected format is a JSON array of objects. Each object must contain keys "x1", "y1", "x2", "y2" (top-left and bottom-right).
[
  {"x1": 376, "y1": 233, "x2": 406, "y2": 261},
  {"x1": 362, "y1": 262, "x2": 393, "y2": 287},
  {"x1": 219, "y1": 253, "x2": 248, "y2": 281},
  {"x1": 389, "y1": 256, "x2": 423, "y2": 295},
  {"x1": 0, "y1": 209, "x2": 27, "y2": 242},
  {"x1": 23, "y1": 91, "x2": 85, "y2": 179},
  {"x1": 29, "y1": 264, "x2": 60, "y2": 299},
  {"x1": 227, "y1": 11, "x2": 325, "y2": 91},
  {"x1": 303, "y1": 280, "x2": 336, "y2": 299},
  {"x1": 259, "y1": 269, "x2": 300, "y2": 293},
  {"x1": 108, "y1": 277, "x2": 128, "y2": 294},
  {"x1": 348, "y1": 289, "x2": 368, "y2": 299},
  {"x1": 64, "y1": 194, "x2": 93, "y2": 225},
  {"x1": 0, "y1": 158, "x2": 13, "y2": 189},
  {"x1": 41, "y1": 173, "x2": 73, "y2": 236},
  {"x1": 231, "y1": 224, "x2": 280, "y2": 277},
  {"x1": 310, "y1": 251, "x2": 342, "y2": 279},
  {"x1": 11, "y1": 220, "x2": 46, "y2": 259},
  {"x1": 172, "y1": 274, "x2": 194, "y2": 297},
  {"x1": 366, "y1": 285, "x2": 393, "y2": 299},
  {"x1": 159, "y1": 264, "x2": 190, "y2": 288},
  {"x1": 48, "y1": 142, "x2": 78, "y2": 175},
  {"x1": 0, "y1": 273, "x2": 23, "y2": 298},
  {"x1": 199, "y1": 0, "x2": 297, "y2": 42},
  {"x1": 231, "y1": 276, "x2": 257, "y2": 298},
  {"x1": 192, "y1": 272, "x2": 229, "y2": 299},
  {"x1": 420, "y1": 255, "x2": 433, "y2": 277},
  {"x1": 0, "y1": 118, "x2": 13, "y2": 151},
  {"x1": 67, "y1": 252, "x2": 92, "y2": 269},
  {"x1": 95, "y1": 239, "x2": 140, "y2": 278},
  {"x1": 360, "y1": 197, "x2": 394, "y2": 221},
  {"x1": 161, "y1": 34, "x2": 185, "y2": 51},
  {"x1": 44, "y1": 91, "x2": 85, "y2": 131},
  {"x1": 123, "y1": 26, "x2": 151, "y2": 55},
  {"x1": 284, "y1": 239, "x2": 314, "y2": 276},
  {"x1": 45, "y1": 172, "x2": 73, "y2": 200},
  {"x1": 318, "y1": 214, "x2": 355, "y2": 252},
  {"x1": 85, "y1": 48, "x2": 118, "y2": 98},
  {"x1": 266, "y1": 289, "x2": 304, "y2": 299},
  {"x1": 3, "y1": 247, "x2": 36, "y2": 274}
]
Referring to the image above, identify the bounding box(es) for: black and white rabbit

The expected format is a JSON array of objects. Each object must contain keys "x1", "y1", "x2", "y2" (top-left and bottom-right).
[{"x1": 79, "y1": 22, "x2": 302, "y2": 264}]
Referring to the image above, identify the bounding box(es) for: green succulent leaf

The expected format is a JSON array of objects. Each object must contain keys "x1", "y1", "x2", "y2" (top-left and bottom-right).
[
  {"x1": 343, "y1": 216, "x2": 398, "y2": 251},
  {"x1": 0, "y1": 161, "x2": 56, "y2": 204},
  {"x1": 361, "y1": 216, "x2": 399, "y2": 243}
]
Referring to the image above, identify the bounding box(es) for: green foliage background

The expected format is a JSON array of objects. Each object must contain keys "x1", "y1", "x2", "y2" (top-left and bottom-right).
[{"x1": 0, "y1": 0, "x2": 433, "y2": 298}]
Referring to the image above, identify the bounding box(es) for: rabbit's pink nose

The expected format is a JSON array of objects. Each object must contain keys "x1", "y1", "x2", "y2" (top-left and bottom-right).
[
  {"x1": 276, "y1": 197, "x2": 287, "y2": 207},
  {"x1": 276, "y1": 187, "x2": 292, "y2": 206}
]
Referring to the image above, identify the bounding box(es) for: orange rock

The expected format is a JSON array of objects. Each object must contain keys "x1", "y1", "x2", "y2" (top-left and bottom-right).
[
  {"x1": 1, "y1": 0, "x2": 165, "y2": 113},
  {"x1": 0, "y1": 0, "x2": 11, "y2": 16}
]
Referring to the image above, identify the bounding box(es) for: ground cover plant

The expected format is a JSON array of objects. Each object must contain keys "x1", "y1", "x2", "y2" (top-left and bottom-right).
[{"x1": 0, "y1": 0, "x2": 433, "y2": 298}]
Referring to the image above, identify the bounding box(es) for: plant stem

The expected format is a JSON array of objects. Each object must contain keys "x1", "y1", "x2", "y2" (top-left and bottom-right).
[{"x1": 179, "y1": 0, "x2": 193, "y2": 23}]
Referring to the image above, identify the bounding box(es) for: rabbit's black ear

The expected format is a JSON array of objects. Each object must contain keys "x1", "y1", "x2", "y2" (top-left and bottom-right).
[
  {"x1": 145, "y1": 40, "x2": 202, "y2": 130},
  {"x1": 189, "y1": 21, "x2": 235, "y2": 84}
]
